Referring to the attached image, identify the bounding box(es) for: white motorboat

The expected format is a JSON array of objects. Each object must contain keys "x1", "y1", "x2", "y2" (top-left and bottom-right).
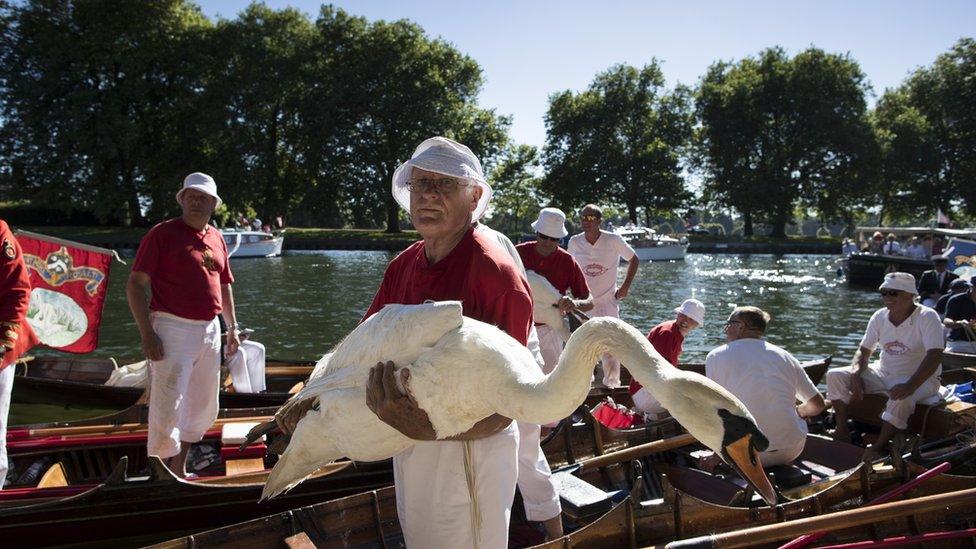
[
  {"x1": 614, "y1": 226, "x2": 689, "y2": 261},
  {"x1": 221, "y1": 229, "x2": 284, "y2": 258}
]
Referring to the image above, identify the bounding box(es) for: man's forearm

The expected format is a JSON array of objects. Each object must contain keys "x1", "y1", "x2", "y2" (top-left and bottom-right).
[
  {"x1": 852, "y1": 346, "x2": 871, "y2": 373},
  {"x1": 125, "y1": 279, "x2": 154, "y2": 337},
  {"x1": 576, "y1": 296, "x2": 594, "y2": 312},
  {"x1": 906, "y1": 350, "x2": 942, "y2": 391},
  {"x1": 622, "y1": 257, "x2": 639, "y2": 288},
  {"x1": 220, "y1": 284, "x2": 237, "y2": 328}
]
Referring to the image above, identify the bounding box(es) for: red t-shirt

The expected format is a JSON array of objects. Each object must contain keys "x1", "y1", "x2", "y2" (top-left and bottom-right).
[
  {"x1": 628, "y1": 320, "x2": 684, "y2": 395},
  {"x1": 363, "y1": 228, "x2": 532, "y2": 346},
  {"x1": 515, "y1": 242, "x2": 590, "y2": 299},
  {"x1": 133, "y1": 219, "x2": 234, "y2": 321}
]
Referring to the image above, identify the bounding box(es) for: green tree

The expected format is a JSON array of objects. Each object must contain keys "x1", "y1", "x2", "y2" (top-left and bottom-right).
[
  {"x1": 484, "y1": 144, "x2": 542, "y2": 236},
  {"x1": 695, "y1": 47, "x2": 876, "y2": 237},
  {"x1": 542, "y1": 62, "x2": 692, "y2": 223},
  {"x1": 0, "y1": 0, "x2": 211, "y2": 225}
]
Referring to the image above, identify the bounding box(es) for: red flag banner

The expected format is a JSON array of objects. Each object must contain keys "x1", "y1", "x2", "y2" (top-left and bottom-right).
[{"x1": 14, "y1": 231, "x2": 122, "y2": 353}]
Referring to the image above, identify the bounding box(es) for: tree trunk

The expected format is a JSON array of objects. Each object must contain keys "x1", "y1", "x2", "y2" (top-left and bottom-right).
[
  {"x1": 627, "y1": 203, "x2": 638, "y2": 224},
  {"x1": 743, "y1": 211, "x2": 754, "y2": 237},
  {"x1": 122, "y1": 164, "x2": 145, "y2": 227},
  {"x1": 385, "y1": 195, "x2": 401, "y2": 233},
  {"x1": 770, "y1": 210, "x2": 788, "y2": 238}
]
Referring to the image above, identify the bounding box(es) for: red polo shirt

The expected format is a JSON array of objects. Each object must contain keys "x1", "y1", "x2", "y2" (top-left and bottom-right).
[
  {"x1": 515, "y1": 242, "x2": 590, "y2": 299},
  {"x1": 363, "y1": 228, "x2": 532, "y2": 346},
  {"x1": 133, "y1": 218, "x2": 234, "y2": 321},
  {"x1": 628, "y1": 320, "x2": 683, "y2": 395}
]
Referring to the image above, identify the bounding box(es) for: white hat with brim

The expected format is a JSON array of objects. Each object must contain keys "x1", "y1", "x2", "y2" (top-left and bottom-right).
[
  {"x1": 674, "y1": 298, "x2": 705, "y2": 325},
  {"x1": 531, "y1": 207, "x2": 569, "y2": 239},
  {"x1": 176, "y1": 172, "x2": 222, "y2": 209},
  {"x1": 391, "y1": 136, "x2": 492, "y2": 223},
  {"x1": 879, "y1": 272, "x2": 918, "y2": 295}
]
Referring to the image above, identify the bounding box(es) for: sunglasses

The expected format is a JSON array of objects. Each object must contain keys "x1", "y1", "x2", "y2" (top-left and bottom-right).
[
  {"x1": 580, "y1": 214, "x2": 601, "y2": 222},
  {"x1": 537, "y1": 233, "x2": 559, "y2": 242},
  {"x1": 879, "y1": 290, "x2": 902, "y2": 297}
]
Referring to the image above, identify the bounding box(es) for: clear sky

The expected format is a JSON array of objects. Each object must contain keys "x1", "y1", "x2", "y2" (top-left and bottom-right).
[{"x1": 197, "y1": 1, "x2": 975, "y2": 150}]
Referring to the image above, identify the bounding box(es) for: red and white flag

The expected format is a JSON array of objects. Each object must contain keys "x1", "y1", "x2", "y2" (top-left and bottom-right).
[{"x1": 15, "y1": 231, "x2": 121, "y2": 353}]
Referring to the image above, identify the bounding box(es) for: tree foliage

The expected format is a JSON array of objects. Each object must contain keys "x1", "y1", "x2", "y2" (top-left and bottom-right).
[
  {"x1": 695, "y1": 47, "x2": 877, "y2": 236},
  {"x1": 484, "y1": 144, "x2": 542, "y2": 235},
  {"x1": 542, "y1": 62, "x2": 693, "y2": 224}
]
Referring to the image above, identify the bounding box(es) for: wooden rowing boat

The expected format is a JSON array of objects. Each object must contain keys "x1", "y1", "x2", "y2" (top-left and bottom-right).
[
  {"x1": 12, "y1": 355, "x2": 315, "y2": 410},
  {"x1": 12, "y1": 355, "x2": 831, "y2": 417},
  {"x1": 943, "y1": 349, "x2": 976, "y2": 371}
]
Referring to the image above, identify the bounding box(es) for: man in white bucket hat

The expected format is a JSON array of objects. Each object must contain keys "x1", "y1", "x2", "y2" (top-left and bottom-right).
[
  {"x1": 277, "y1": 136, "x2": 531, "y2": 548},
  {"x1": 827, "y1": 272, "x2": 944, "y2": 458},
  {"x1": 706, "y1": 306, "x2": 825, "y2": 467},
  {"x1": 629, "y1": 299, "x2": 704, "y2": 418},
  {"x1": 127, "y1": 172, "x2": 239, "y2": 477}
]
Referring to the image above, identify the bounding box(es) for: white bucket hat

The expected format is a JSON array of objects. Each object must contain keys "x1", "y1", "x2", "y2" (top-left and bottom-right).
[
  {"x1": 391, "y1": 136, "x2": 493, "y2": 222},
  {"x1": 176, "y1": 172, "x2": 222, "y2": 209},
  {"x1": 531, "y1": 207, "x2": 568, "y2": 239},
  {"x1": 674, "y1": 299, "x2": 705, "y2": 325},
  {"x1": 879, "y1": 272, "x2": 918, "y2": 295}
]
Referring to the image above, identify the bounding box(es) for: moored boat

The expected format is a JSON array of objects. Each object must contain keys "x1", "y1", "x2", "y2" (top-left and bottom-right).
[
  {"x1": 613, "y1": 226, "x2": 689, "y2": 261},
  {"x1": 221, "y1": 228, "x2": 284, "y2": 258}
]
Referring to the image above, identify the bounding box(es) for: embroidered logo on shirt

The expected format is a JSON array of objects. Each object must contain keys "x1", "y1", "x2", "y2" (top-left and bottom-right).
[
  {"x1": 883, "y1": 341, "x2": 911, "y2": 355},
  {"x1": 2, "y1": 239, "x2": 15, "y2": 260},
  {"x1": 201, "y1": 247, "x2": 220, "y2": 272},
  {"x1": 583, "y1": 263, "x2": 609, "y2": 277}
]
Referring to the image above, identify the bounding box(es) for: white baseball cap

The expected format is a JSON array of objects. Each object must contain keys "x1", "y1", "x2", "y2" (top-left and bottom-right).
[
  {"x1": 879, "y1": 272, "x2": 918, "y2": 295},
  {"x1": 176, "y1": 172, "x2": 222, "y2": 209},
  {"x1": 391, "y1": 137, "x2": 493, "y2": 222},
  {"x1": 674, "y1": 299, "x2": 705, "y2": 325},
  {"x1": 531, "y1": 207, "x2": 569, "y2": 239}
]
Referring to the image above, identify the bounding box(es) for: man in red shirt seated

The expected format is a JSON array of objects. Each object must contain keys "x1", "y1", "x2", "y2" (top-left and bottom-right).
[
  {"x1": 126, "y1": 173, "x2": 240, "y2": 477},
  {"x1": 328, "y1": 137, "x2": 531, "y2": 548},
  {"x1": 516, "y1": 207, "x2": 593, "y2": 372},
  {"x1": 629, "y1": 299, "x2": 704, "y2": 417}
]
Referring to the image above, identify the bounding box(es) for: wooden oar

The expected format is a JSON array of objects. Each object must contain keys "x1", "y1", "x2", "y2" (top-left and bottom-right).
[
  {"x1": 25, "y1": 415, "x2": 274, "y2": 439},
  {"x1": 778, "y1": 461, "x2": 951, "y2": 549},
  {"x1": 576, "y1": 433, "x2": 696, "y2": 472},
  {"x1": 811, "y1": 527, "x2": 976, "y2": 549},
  {"x1": 662, "y1": 486, "x2": 976, "y2": 549}
]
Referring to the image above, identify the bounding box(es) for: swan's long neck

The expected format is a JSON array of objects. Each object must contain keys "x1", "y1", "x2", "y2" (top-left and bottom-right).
[{"x1": 497, "y1": 317, "x2": 670, "y2": 425}]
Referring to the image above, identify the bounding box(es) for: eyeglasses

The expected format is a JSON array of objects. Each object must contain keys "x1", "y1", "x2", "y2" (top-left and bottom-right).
[
  {"x1": 537, "y1": 233, "x2": 559, "y2": 242},
  {"x1": 405, "y1": 178, "x2": 467, "y2": 194},
  {"x1": 580, "y1": 214, "x2": 601, "y2": 222},
  {"x1": 879, "y1": 290, "x2": 902, "y2": 297}
]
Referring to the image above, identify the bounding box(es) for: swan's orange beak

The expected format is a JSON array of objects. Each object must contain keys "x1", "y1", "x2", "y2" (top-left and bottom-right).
[{"x1": 722, "y1": 434, "x2": 777, "y2": 506}]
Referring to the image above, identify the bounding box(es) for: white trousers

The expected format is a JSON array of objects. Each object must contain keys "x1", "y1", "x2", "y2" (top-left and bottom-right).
[
  {"x1": 147, "y1": 314, "x2": 221, "y2": 458},
  {"x1": 633, "y1": 387, "x2": 667, "y2": 416},
  {"x1": 225, "y1": 340, "x2": 267, "y2": 393},
  {"x1": 759, "y1": 435, "x2": 807, "y2": 467},
  {"x1": 394, "y1": 422, "x2": 519, "y2": 549},
  {"x1": 536, "y1": 325, "x2": 564, "y2": 374},
  {"x1": 0, "y1": 366, "x2": 13, "y2": 489},
  {"x1": 592, "y1": 298, "x2": 621, "y2": 386},
  {"x1": 826, "y1": 365, "x2": 942, "y2": 430},
  {"x1": 516, "y1": 421, "x2": 561, "y2": 521}
]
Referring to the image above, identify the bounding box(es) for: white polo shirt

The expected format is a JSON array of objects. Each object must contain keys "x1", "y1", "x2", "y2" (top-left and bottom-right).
[
  {"x1": 706, "y1": 339, "x2": 820, "y2": 459},
  {"x1": 567, "y1": 231, "x2": 636, "y2": 302},
  {"x1": 860, "y1": 305, "x2": 944, "y2": 379}
]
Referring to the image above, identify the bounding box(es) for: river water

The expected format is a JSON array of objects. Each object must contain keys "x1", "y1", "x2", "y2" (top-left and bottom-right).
[{"x1": 84, "y1": 251, "x2": 876, "y2": 364}]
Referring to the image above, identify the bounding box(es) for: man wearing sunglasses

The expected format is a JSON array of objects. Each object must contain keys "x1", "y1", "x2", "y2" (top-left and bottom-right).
[
  {"x1": 567, "y1": 204, "x2": 639, "y2": 387},
  {"x1": 826, "y1": 272, "x2": 944, "y2": 458},
  {"x1": 516, "y1": 208, "x2": 593, "y2": 371}
]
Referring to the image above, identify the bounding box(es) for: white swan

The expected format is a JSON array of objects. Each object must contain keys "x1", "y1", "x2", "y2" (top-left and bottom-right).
[
  {"x1": 525, "y1": 269, "x2": 571, "y2": 342},
  {"x1": 262, "y1": 300, "x2": 776, "y2": 504}
]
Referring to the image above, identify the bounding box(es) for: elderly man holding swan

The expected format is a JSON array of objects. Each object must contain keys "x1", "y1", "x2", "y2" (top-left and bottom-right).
[{"x1": 271, "y1": 136, "x2": 777, "y2": 547}]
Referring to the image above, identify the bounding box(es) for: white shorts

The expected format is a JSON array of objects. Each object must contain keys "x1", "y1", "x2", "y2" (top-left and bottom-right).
[
  {"x1": 394, "y1": 422, "x2": 519, "y2": 549},
  {"x1": 516, "y1": 421, "x2": 561, "y2": 521},
  {"x1": 536, "y1": 325, "x2": 563, "y2": 375},
  {"x1": 225, "y1": 339, "x2": 267, "y2": 393},
  {"x1": 0, "y1": 365, "x2": 13, "y2": 488},
  {"x1": 826, "y1": 364, "x2": 942, "y2": 430},
  {"x1": 147, "y1": 313, "x2": 221, "y2": 458}
]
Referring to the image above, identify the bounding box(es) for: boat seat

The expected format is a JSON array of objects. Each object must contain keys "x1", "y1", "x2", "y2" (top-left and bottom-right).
[
  {"x1": 221, "y1": 422, "x2": 268, "y2": 474},
  {"x1": 37, "y1": 462, "x2": 69, "y2": 488},
  {"x1": 222, "y1": 422, "x2": 264, "y2": 446},
  {"x1": 550, "y1": 471, "x2": 616, "y2": 520},
  {"x1": 765, "y1": 464, "x2": 811, "y2": 490},
  {"x1": 653, "y1": 462, "x2": 744, "y2": 506}
]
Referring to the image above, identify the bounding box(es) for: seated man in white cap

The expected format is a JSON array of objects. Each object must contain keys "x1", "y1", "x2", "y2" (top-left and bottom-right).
[
  {"x1": 126, "y1": 173, "x2": 240, "y2": 477},
  {"x1": 706, "y1": 306, "x2": 825, "y2": 466},
  {"x1": 516, "y1": 207, "x2": 594, "y2": 371},
  {"x1": 827, "y1": 272, "x2": 944, "y2": 457},
  {"x1": 275, "y1": 136, "x2": 531, "y2": 549},
  {"x1": 628, "y1": 299, "x2": 704, "y2": 418}
]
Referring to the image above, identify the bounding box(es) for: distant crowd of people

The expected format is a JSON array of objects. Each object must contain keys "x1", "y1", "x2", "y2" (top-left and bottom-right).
[{"x1": 843, "y1": 231, "x2": 945, "y2": 259}]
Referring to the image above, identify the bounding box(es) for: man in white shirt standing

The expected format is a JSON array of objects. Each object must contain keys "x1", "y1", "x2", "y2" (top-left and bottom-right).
[
  {"x1": 827, "y1": 272, "x2": 945, "y2": 458},
  {"x1": 567, "y1": 204, "x2": 639, "y2": 387},
  {"x1": 706, "y1": 306, "x2": 825, "y2": 467}
]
